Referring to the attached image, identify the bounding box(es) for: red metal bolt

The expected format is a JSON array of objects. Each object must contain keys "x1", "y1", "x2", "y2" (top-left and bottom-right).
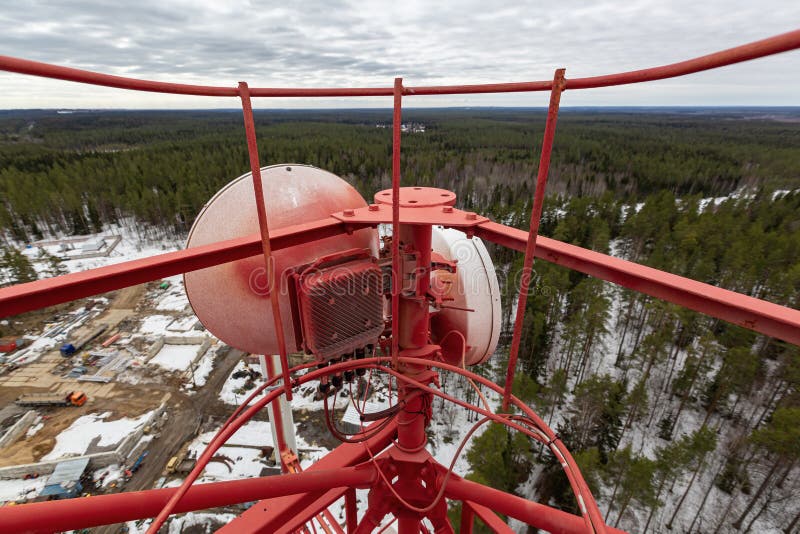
[
  {"x1": 466, "y1": 212, "x2": 477, "y2": 220},
  {"x1": 343, "y1": 209, "x2": 355, "y2": 217},
  {"x1": 368, "y1": 204, "x2": 380, "y2": 211},
  {"x1": 442, "y1": 206, "x2": 453, "y2": 214}
]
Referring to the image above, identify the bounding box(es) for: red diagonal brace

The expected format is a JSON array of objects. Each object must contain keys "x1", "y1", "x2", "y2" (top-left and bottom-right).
[
  {"x1": 502, "y1": 68, "x2": 566, "y2": 411},
  {"x1": 465, "y1": 501, "x2": 515, "y2": 533},
  {"x1": 238, "y1": 81, "x2": 293, "y2": 403}
]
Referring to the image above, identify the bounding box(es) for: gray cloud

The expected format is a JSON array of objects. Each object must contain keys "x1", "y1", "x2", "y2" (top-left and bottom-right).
[{"x1": 0, "y1": 0, "x2": 798, "y2": 108}]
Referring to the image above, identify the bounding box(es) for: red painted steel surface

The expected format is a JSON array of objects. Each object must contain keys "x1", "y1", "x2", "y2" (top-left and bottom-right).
[
  {"x1": 237, "y1": 82, "x2": 293, "y2": 402},
  {"x1": 474, "y1": 221, "x2": 800, "y2": 346},
  {"x1": 391, "y1": 77, "x2": 403, "y2": 368},
  {"x1": 225, "y1": 417, "x2": 398, "y2": 532},
  {"x1": 0, "y1": 467, "x2": 375, "y2": 533},
  {"x1": 182, "y1": 166, "x2": 376, "y2": 357},
  {"x1": 332, "y1": 202, "x2": 487, "y2": 226},
  {"x1": 0, "y1": 217, "x2": 355, "y2": 318},
  {"x1": 345, "y1": 488, "x2": 358, "y2": 533},
  {"x1": 463, "y1": 501, "x2": 516, "y2": 534},
  {"x1": 296, "y1": 254, "x2": 383, "y2": 360},
  {"x1": 1, "y1": 29, "x2": 797, "y2": 97},
  {"x1": 502, "y1": 68, "x2": 565, "y2": 410},
  {"x1": 446, "y1": 477, "x2": 627, "y2": 534},
  {"x1": 1, "y1": 217, "x2": 797, "y2": 350},
  {"x1": 374, "y1": 187, "x2": 457, "y2": 208}
]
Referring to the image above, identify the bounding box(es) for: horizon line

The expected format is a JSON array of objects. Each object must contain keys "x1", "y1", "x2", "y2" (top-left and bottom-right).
[{"x1": 2, "y1": 105, "x2": 799, "y2": 112}]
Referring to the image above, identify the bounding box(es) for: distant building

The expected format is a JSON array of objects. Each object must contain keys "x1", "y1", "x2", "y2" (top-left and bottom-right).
[
  {"x1": 39, "y1": 457, "x2": 90, "y2": 500},
  {"x1": 80, "y1": 239, "x2": 106, "y2": 253}
]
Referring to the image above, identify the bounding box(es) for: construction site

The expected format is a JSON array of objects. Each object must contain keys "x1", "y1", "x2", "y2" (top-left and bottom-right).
[{"x1": 0, "y1": 249, "x2": 280, "y2": 531}]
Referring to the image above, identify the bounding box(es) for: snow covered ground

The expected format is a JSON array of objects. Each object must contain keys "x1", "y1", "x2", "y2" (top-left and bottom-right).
[
  {"x1": 218, "y1": 361, "x2": 265, "y2": 406},
  {"x1": 167, "y1": 419, "x2": 329, "y2": 486},
  {"x1": 138, "y1": 315, "x2": 174, "y2": 335},
  {"x1": 184, "y1": 422, "x2": 274, "y2": 483},
  {"x1": 149, "y1": 344, "x2": 201, "y2": 372},
  {"x1": 0, "y1": 477, "x2": 47, "y2": 503},
  {"x1": 24, "y1": 415, "x2": 44, "y2": 438},
  {"x1": 155, "y1": 285, "x2": 189, "y2": 312},
  {"x1": 185, "y1": 345, "x2": 218, "y2": 389},
  {"x1": 57, "y1": 226, "x2": 183, "y2": 275},
  {"x1": 42, "y1": 410, "x2": 155, "y2": 461},
  {"x1": 93, "y1": 463, "x2": 126, "y2": 489},
  {"x1": 167, "y1": 316, "x2": 198, "y2": 332}
]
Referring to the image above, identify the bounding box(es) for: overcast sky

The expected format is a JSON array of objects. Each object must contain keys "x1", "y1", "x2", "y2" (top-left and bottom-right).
[{"x1": 0, "y1": 0, "x2": 798, "y2": 109}]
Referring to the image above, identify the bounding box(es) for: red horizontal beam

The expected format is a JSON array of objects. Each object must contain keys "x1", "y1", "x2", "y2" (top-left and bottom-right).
[
  {"x1": 1, "y1": 30, "x2": 798, "y2": 98},
  {"x1": 0, "y1": 216, "x2": 352, "y2": 318},
  {"x1": 3, "y1": 216, "x2": 797, "y2": 348},
  {"x1": 0, "y1": 466, "x2": 375, "y2": 534},
  {"x1": 474, "y1": 220, "x2": 800, "y2": 346},
  {"x1": 446, "y1": 477, "x2": 627, "y2": 534}
]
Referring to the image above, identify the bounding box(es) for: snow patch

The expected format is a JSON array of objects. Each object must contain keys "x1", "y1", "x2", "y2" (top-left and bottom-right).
[
  {"x1": 43, "y1": 410, "x2": 155, "y2": 461},
  {"x1": 149, "y1": 344, "x2": 201, "y2": 372}
]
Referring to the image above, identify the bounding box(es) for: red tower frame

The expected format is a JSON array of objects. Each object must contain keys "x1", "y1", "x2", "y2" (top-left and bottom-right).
[{"x1": 0, "y1": 29, "x2": 799, "y2": 533}]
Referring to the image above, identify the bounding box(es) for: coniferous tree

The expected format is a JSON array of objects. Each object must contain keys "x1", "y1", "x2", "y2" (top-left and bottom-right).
[
  {"x1": 0, "y1": 246, "x2": 38, "y2": 285},
  {"x1": 732, "y1": 408, "x2": 800, "y2": 530}
]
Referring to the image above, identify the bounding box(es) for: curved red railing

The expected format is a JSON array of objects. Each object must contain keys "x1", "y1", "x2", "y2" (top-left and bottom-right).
[
  {"x1": 0, "y1": 29, "x2": 798, "y2": 97},
  {"x1": 0, "y1": 28, "x2": 798, "y2": 534}
]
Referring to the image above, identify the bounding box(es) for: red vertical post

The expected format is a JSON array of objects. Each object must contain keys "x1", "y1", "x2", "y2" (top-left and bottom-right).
[
  {"x1": 398, "y1": 514, "x2": 422, "y2": 534},
  {"x1": 238, "y1": 81, "x2": 293, "y2": 402},
  {"x1": 461, "y1": 502, "x2": 475, "y2": 534},
  {"x1": 501, "y1": 69, "x2": 566, "y2": 411},
  {"x1": 391, "y1": 77, "x2": 403, "y2": 368},
  {"x1": 345, "y1": 488, "x2": 358, "y2": 533}
]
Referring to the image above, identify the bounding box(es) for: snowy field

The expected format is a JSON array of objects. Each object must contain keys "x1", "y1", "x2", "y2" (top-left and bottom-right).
[
  {"x1": 0, "y1": 477, "x2": 47, "y2": 503},
  {"x1": 166, "y1": 420, "x2": 329, "y2": 486},
  {"x1": 155, "y1": 288, "x2": 189, "y2": 312},
  {"x1": 138, "y1": 315, "x2": 175, "y2": 335},
  {"x1": 149, "y1": 344, "x2": 201, "y2": 372},
  {"x1": 167, "y1": 316, "x2": 198, "y2": 332},
  {"x1": 218, "y1": 361, "x2": 264, "y2": 406},
  {"x1": 185, "y1": 345, "x2": 218, "y2": 389},
  {"x1": 43, "y1": 410, "x2": 155, "y2": 461}
]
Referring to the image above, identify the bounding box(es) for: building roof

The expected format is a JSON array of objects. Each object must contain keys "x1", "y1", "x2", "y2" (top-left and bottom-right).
[
  {"x1": 45, "y1": 457, "x2": 90, "y2": 486},
  {"x1": 80, "y1": 239, "x2": 105, "y2": 252}
]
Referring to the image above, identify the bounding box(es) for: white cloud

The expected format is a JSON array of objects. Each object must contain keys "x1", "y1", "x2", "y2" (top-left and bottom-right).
[{"x1": 0, "y1": 0, "x2": 798, "y2": 108}]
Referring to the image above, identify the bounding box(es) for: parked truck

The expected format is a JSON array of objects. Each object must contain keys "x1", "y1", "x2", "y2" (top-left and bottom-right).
[
  {"x1": 60, "y1": 325, "x2": 108, "y2": 357},
  {"x1": 15, "y1": 391, "x2": 87, "y2": 407}
]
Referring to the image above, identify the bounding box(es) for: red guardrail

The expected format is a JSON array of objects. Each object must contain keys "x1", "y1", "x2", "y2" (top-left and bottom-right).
[{"x1": 0, "y1": 29, "x2": 798, "y2": 97}]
